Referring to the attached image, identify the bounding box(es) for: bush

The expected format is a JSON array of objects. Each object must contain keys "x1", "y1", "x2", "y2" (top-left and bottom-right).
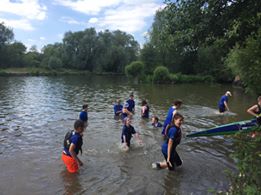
[
  {"x1": 125, "y1": 61, "x2": 144, "y2": 79},
  {"x1": 48, "y1": 56, "x2": 63, "y2": 69},
  {"x1": 153, "y1": 66, "x2": 170, "y2": 83}
]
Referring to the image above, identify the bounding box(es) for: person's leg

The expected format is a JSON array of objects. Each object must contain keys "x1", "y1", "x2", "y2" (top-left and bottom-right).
[
  {"x1": 62, "y1": 153, "x2": 79, "y2": 173},
  {"x1": 173, "y1": 150, "x2": 182, "y2": 167}
]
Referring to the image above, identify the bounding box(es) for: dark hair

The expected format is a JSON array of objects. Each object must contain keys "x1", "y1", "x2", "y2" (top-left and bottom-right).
[
  {"x1": 74, "y1": 120, "x2": 84, "y2": 130},
  {"x1": 165, "y1": 113, "x2": 184, "y2": 135},
  {"x1": 153, "y1": 116, "x2": 159, "y2": 122},
  {"x1": 141, "y1": 100, "x2": 147, "y2": 106},
  {"x1": 82, "y1": 104, "x2": 88, "y2": 109},
  {"x1": 173, "y1": 100, "x2": 183, "y2": 106}
]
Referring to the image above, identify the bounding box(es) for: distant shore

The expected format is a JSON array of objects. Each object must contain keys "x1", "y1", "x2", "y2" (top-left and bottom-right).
[{"x1": 0, "y1": 67, "x2": 123, "y2": 76}]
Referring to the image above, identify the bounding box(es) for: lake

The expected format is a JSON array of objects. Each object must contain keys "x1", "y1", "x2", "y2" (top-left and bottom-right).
[{"x1": 0, "y1": 75, "x2": 256, "y2": 194}]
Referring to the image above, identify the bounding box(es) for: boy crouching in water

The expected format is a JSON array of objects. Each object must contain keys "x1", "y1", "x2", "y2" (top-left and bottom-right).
[{"x1": 62, "y1": 120, "x2": 85, "y2": 173}]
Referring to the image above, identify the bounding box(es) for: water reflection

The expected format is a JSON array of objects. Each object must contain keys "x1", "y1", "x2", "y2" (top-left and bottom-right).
[{"x1": 60, "y1": 170, "x2": 83, "y2": 195}]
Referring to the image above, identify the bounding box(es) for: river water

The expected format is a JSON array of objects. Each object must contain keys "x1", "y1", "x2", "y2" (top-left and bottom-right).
[{"x1": 0, "y1": 75, "x2": 256, "y2": 195}]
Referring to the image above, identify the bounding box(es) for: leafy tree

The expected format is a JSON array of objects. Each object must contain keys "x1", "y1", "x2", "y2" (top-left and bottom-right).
[
  {"x1": 153, "y1": 66, "x2": 170, "y2": 83},
  {"x1": 125, "y1": 61, "x2": 144, "y2": 79}
]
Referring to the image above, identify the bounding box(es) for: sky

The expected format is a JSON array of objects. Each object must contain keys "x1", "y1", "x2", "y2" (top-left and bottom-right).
[{"x1": 0, "y1": 0, "x2": 165, "y2": 51}]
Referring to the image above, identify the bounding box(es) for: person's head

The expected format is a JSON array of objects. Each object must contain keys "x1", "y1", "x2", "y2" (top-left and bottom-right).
[
  {"x1": 141, "y1": 100, "x2": 147, "y2": 106},
  {"x1": 124, "y1": 102, "x2": 129, "y2": 108},
  {"x1": 123, "y1": 117, "x2": 131, "y2": 126},
  {"x1": 116, "y1": 99, "x2": 121, "y2": 105},
  {"x1": 257, "y1": 96, "x2": 261, "y2": 105},
  {"x1": 225, "y1": 91, "x2": 232, "y2": 97},
  {"x1": 152, "y1": 116, "x2": 159, "y2": 123},
  {"x1": 82, "y1": 104, "x2": 88, "y2": 111},
  {"x1": 171, "y1": 113, "x2": 184, "y2": 128},
  {"x1": 173, "y1": 100, "x2": 183, "y2": 109},
  {"x1": 129, "y1": 93, "x2": 134, "y2": 100},
  {"x1": 74, "y1": 120, "x2": 85, "y2": 134}
]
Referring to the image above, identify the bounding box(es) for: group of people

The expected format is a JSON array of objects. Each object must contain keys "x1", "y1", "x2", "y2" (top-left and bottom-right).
[{"x1": 61, "y1": 91, "x2": 261, "y2": 173}]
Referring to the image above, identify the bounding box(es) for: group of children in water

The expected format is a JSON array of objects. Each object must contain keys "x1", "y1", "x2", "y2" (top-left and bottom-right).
[{"x1": 62, "y1": 91, "x2": 261, "y2": 173}]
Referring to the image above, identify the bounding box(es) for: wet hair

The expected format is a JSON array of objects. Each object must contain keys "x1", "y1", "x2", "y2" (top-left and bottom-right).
[
  {"x1": 258, "y1": 96, "x2": 261, "y2": 102},
  {"x1": 165, "y1": 113, "x2": 184, "y2": 135},
  {"x1": 141, "y1": 100, "x2": 147, "y2": 106},
  {"x1": 82, "y1": 104, "x2": 88, "y2": 109},
  {"x1": 74, "y1": 120, "x2": 85, "y2": 130},
  {"x1": 123, "y1": 117, "x2": 130, "y2": 124},
  {"x1": 173, "y1": 100, "x2": 183, "y2": 106}
]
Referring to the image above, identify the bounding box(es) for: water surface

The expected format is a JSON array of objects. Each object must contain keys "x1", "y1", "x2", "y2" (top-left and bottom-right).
[{"x1": 0, "y1": 75, "x2": 256, "y2": 194}]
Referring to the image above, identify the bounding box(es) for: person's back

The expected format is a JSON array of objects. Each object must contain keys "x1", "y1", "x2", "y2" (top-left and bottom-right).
[
  {"x1": 218, "y1": 91, "x2": 232, "y2": 113},
  {"x1": 79, "y1": 104, "x2": 88, "y2": 122},
  {"x1": 141, "y1": 100, "x2": 149, "y2": 118}
]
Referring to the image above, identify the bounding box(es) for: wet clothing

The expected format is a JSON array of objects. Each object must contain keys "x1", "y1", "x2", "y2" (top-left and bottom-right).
[
  {"x1": 62, "y1": 153, "x2": 79, "y2": 173},
  {"x1": 79, "y1": 111, "x2": 88, "y2": 122},
  {"x1": 255, "y1": 104, "x2": 261, "y2": 125},
  {"x1": 114, "y1": 104, "x2": 123, "y2": 116},
  {"x1": 62, "y1": 131, "x2": 83, "y2": 173},
  {"x1": 152, "y1": 122, "x2": 163, "y2": 128},
  {"x1": 121, "y1": 110, "x2": 128, "y2": 120},
  {"x1": 218, "y1": 95, "x2": 228, "y2": 113},
  {"x1": 161, "y1": 125, "x2": 182, "y2": 170},
  {"x1": 63, "y1": 131, "x2": 83, "y2": 156},
  {"x1": 121, "y1": 125, "x2": 136, "y2": 147},
  {"x1": 161, "y1": 106, "x2": 175, "y2": 135},
  {"x1": 127, "y1": 99, "x2": 135, "y2": 112},
  {"x1": 141, "y1": 105, "x2": 149, "y2": 118}
]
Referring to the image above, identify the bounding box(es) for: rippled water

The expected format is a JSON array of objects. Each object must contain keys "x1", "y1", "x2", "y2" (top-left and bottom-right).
[{"x1": 0, "y1": 75, "x2": 256, "y2": 194}]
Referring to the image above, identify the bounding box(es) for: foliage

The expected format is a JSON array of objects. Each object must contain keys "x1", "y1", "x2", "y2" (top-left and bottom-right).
[
  {"x1": 227, "y1": 128, "x2": 261, "y2": 195},
  {"x1": 152, "y1": 66, "x2": 170, "y2": 83},
  {"x1": 48, "y1": 56, "x2": 63, "y2": 69},
  {"x1": 125, "y1": 61, "x2": 145, "y2": 79},
  {"x1": 226, "y1": 28, "x2": 261, "y2": 93}
]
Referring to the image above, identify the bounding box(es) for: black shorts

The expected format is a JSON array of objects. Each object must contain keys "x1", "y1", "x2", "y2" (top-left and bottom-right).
[{"x1": 162, "y1": 149, "x2": 182, "y2": 170}]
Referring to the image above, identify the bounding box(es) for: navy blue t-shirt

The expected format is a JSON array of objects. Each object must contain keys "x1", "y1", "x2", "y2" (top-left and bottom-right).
[
  {"x1": 218, "y1": 95, "x2": 228, "y2": 109},
  {"x1": 121, "y1": 125, "x2": 136, "y2": 147},
  {"x1": 63, "y1": 131, "x2": 83, "y2": 156},
  {"x1": 79, "y1": 111, "x2": 88, "y2": 122},
  {"x1": 162, "y1": 126, "x2": 181, "y2": 156},
  {"x1": 114, "y1": 104, "x2": 123, "y2": 116},
  {"x1": 127, "y1": 99, "x2": 135, "y2": 112}
]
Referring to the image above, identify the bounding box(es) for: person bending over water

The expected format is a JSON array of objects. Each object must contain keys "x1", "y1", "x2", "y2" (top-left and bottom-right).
[
  {"x1": 121, "y1": 117, "x2": 142, "y2": 151},
  {"x1": 218, "y1": 91, "x2": 232, "y2": 113},
  {"x1": 162, "y1": 100, "x2": 183, "y2": 135},
  {"x1": 153, "y1": 113, "x2": 184, "y2": 170},
  {"x1": 62, "y1": 120, "x2": 85, "y2": 173},
  {"x1": 141, "y1": 100, "x2": 149, "y2": 118},
  {"x1": 247, "y1": 96, "x2": 261, "y2": 126}
]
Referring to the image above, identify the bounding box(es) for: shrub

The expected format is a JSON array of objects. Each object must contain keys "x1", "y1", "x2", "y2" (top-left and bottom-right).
[
  {"x1": 48, "y1": 56, "x2": 63, "y2": 69},
  {"x1": 125, "y1": 61, "x2": 144, "y2": 79},
  {"x1": 153, "y1": 66, "x2": 170, "y2": 83}
]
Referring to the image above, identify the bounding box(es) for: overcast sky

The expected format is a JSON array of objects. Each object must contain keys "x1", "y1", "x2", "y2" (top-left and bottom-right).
[{"x1": 0, "y1": 0, "x2": 164, "y2": 51}]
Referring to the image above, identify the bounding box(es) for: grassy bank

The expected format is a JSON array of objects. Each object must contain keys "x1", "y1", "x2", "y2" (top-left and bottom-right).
[{"x1": 0, "y1": 67, "x2": 91, "y2": 76}]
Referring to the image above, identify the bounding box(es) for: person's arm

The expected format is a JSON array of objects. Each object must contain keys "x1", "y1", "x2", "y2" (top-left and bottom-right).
[
  {"x1": 126, "y1": 109, "x2": 133, "y2": 116},
  {"x1": 172, "y1": 109, "x2": 177, "y2": 118},
  {"x1": 167, "y1": 139, "x2": 173, "y2": 168},
  {"x1": 224, "y1": 101, "x2": 230, "y2": 111},
  {"x1": 69, "y1": 144, "x2": 83, "y2": 166},
  {"x1": 247, "y1": 105, "x2": 258, "y2": 117},
  {"x1": 134, "y1": 133, "x2": 143, "y2": 144}
]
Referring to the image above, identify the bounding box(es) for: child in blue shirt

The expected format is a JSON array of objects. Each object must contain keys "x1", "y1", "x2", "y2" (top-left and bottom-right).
[
  {"x1": 151, "y1": 116, "x2": 163, "y2": 127},
  {"x1": 126, "y1": 93, "x2": 135, "y2": 113},
  {"x1": 218, "y1": 91, "x2": 232, "y2": 113},
  {"x1": 79, "y1": 104, "x2": 88, "y2": 127},
  {"x1": 114, "y1": 99, "x2": 123, "y2": 116},
  {"x1": 121, "y1": 117, "x2": 142, "y2": 151},
  {"x1": 153, "y1": 113, "x2": 184, "y2": 171}
]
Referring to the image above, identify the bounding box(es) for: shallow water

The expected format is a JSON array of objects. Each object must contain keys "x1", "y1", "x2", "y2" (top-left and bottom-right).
[{"x1": 0, "y1": 75, "x2": 256, "y2": 195}]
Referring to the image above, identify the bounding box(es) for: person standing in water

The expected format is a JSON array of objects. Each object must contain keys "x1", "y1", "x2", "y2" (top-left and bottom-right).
[
  {"x1": 247, "y1": 96, "x2": 261, "y2": 126},
  {"x1": 79, "y1": 104, "x2": 88, "y2": 128},
  {"x1": 126, "y1": 93, "x2": 135, "y2": 113},
  {"x1": 152, "y1": 113, "x2": 184, "y2": 170},
  {"x1": 161, "y1": 100, "x2": 183, "y2": 135},
  {"x1": 114, "y1": 99, "x2": 123, "y2": 117},
  {"x1": 121, "y1": 117, "x2": 142, "y2": 151},
  {"x1": 218, "y1": 91, "x2": 232, "y2": 113},
  {"x1": 152, "y1": 116, "x2": 163, "y2": 128},
  {"x1": 121, "y1": 102, "x2": 133, "y2": 121},
  {"x1": 62, "y1": 120, "x2": 85, "y2": 173},
  {"x1": 141, "y1": 100, "x2": 149, "y2": 119}
]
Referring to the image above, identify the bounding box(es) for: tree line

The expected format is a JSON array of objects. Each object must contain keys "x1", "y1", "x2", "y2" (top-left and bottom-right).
[{"x1": 0, "y1": 0, "x2": 260, "y2": 93}]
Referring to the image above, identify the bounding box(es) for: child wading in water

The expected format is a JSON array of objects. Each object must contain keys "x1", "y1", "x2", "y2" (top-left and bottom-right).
[
  {"x1": 62, "y1": 120, "x2": 85, "y2": 173},
  {"x1": 151, "y1": 116, "x2": 163, "y2": 127},
  {"x1": 153, "y1": 113, "x2": 184, "y2": 170},
  {"x1": 121, "y1": 117, "x2": 142, "y2": 151},
  {"x1": 79, "y1": 104, "x2": 88, "y2": 128}
]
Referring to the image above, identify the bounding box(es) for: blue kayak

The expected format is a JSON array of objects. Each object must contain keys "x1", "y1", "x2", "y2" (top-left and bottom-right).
[{"x1": 187, "y1": 119, "x2": 259, "y2": 137}]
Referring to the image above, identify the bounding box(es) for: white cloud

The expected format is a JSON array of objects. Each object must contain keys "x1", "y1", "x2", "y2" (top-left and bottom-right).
[
  {"x1": 0, "y1": 0, "x2": 47, "y2": 20},
  {"x1": 40, "y1": 36, "x2": 45, "y2": 40},
  {"x1": 88, "y1": 17, "x2": 98, "y2": 24},
  {"x1": 55, "y1": 0, "x2": 163, "y2": 34},
  {"x1": 54, "y1": 0, "x2": 121, "y2": 15},
  {"x1": 0, "y1": 17, "x2": 34, "y2": 31},
  {"x1": 60, "y1": 16, "x2": 85, "y2": 25}
]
